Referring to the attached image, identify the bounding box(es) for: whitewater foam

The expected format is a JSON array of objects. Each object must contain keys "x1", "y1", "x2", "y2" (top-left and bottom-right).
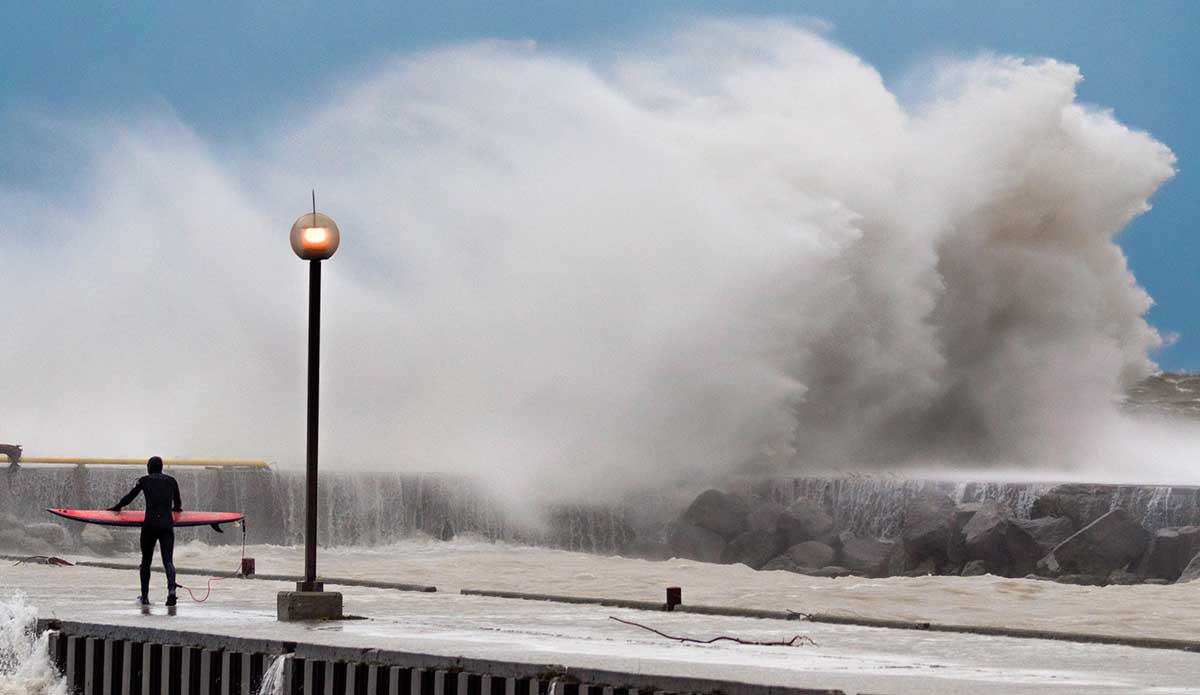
[{"x1": 0, "y1": 593, "x2": 67, "y2": 695}]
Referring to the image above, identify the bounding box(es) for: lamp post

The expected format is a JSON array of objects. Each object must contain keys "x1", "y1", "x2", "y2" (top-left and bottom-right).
[{"x1": 278, "y1": 199, "x2": 344, "y2": 621}]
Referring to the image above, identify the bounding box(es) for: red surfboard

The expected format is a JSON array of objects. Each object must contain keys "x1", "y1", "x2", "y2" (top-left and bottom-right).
[{"x1": 47, "y1": 509, "x2": 244, "y2": 529}]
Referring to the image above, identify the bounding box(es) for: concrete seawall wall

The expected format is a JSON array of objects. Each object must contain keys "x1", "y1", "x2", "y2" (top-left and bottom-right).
[
  {"x1": 8, "y1": 465, "x2": 1200, "y2": 557},
  {"x1": 40, "y1": 619, "x2": 842, "y2": 695}
]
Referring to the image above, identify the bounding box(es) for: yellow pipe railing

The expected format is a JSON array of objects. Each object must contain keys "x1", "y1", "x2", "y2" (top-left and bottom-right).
[{"x1": 7, "y1": 457, "x2": 270, "y2": 469}]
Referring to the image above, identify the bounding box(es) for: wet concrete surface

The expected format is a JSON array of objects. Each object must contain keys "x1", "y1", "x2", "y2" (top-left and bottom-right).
[{"x1": 4, "y1": 562, "x2": 1199, "y2": 694}]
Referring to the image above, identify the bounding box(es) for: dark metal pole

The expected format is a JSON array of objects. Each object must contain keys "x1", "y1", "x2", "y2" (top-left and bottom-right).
[{"x1": 303, "y1": 259, "x2": 322, "y2": 589}]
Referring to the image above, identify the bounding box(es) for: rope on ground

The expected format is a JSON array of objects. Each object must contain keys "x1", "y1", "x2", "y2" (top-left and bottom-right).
[
  {"x1": 175, "y1": 522, "x2": 247, "y2": 603},
  {"x1": 11, "y1": 555, "x2": 73, "y2": 567},
  {"x1": 607, "y1": 616, "x2": 816, "y2": 647}
]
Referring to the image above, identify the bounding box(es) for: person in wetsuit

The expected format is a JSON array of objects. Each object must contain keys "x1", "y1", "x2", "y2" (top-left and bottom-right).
[{"x1": 110, "y1": 456, "x2": 181, "y2": 606}]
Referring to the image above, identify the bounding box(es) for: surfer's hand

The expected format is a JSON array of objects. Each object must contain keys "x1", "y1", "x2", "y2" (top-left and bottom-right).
[{"x1": 107, "y1": 506, "x2": 121, "y2": 512}]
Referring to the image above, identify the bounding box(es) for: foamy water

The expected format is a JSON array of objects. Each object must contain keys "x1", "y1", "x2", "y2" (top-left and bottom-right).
[{"x1": 0, "y1": 593, "x2": 67, "y2": 695}]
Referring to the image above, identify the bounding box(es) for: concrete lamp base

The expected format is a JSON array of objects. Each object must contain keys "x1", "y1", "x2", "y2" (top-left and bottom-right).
[{"x1": 277, "y1": 590, "x2": 343, "y2": 621}]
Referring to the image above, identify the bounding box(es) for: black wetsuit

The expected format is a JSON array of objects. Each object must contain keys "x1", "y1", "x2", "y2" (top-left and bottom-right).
[{"x1": 113, "y1": 473, "x2": 182, "y2": 598}]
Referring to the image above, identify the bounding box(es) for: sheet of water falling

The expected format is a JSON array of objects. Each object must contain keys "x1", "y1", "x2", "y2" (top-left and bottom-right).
[
  {"x1": 257, "y1": 655, "x2": 287, "y2": 695},
  {"x1": 0, "y1": 593, "x2": 67, "y2": 695}
]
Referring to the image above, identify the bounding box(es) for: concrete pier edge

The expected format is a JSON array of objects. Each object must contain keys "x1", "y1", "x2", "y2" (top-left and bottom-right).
[{"x1": 38, "y1": 618, "x2": 844, "y2": 695}]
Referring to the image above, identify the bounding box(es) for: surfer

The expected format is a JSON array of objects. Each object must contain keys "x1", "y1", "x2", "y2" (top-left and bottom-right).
[{"x1": 109, "y1": 456, "x2": 181, "y2": 606}]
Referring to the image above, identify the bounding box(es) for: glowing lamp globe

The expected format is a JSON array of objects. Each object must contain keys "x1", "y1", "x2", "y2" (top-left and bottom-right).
[{"x1": 290, "y1": 211, "x2": 340, "y2": 261}]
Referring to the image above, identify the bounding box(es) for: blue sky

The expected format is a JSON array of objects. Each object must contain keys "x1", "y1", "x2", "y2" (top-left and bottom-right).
[{"x1": 3, "y1": 1, "x2": 1197, "y2": 369}]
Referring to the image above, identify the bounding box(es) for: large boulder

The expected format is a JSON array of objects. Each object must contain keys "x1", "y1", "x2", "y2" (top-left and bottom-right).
[
  {"x1": 805, "y1": 565, "x2": 853, "y2": 578},
  {"x1": 960, "y1": 559, "x2": 992, "y2": 576},
  {"x1": 23, "y1": 522, "x2": 71, "y2": 550},
  {"x1": 80, "y1": 524, "x2": 123, "y2": 557},
  {"x1": 745, "y1": 503, "x2": 786, "y2": 535},
  {"x1": 0, "y1": 529, "x2": 56, "y2": 556},
  {"x1": 777, "y1": 500, "x2": 835, "y2": 547},
  {"x1": 1178, "y1": 552, "x2": 1200, "y2": 583},
  {"x1": 946, "y1": 502, "x2": 983, "y2": 570},
  {"x1": 961, "y1": 502, "x2": 1042, "y2": 577},
  {"x1": 720, "y1": 529, "x2": 783, "y2": 569},
  {"x1": 897, "y1": 489, "x2": 956, "y2": 572},
  {"x1": 679, "y1": 490, "x2": 749, "y2": 540},
  {"x1": 1030, "y1": 484, "x2": 1118, "y2": 528},
  {"x1": 762, "y1": 541, "x2": 836, "y2": 573},
  {"x1": 1037, "y1": 509, "x2": 1151, "y2": 577},
  {"x1": 1136, "y1": 526, "x2": 1200, "y2": 581},
  {"x1": 838, "y1": 535, "x2": 896, "y2": 577},
  {"x1": 0, "y1": 513, "x2": 23, "y2": 533},
  {"x1": 1014, "y1": 517, "x2": 1076, "y2": 554}
]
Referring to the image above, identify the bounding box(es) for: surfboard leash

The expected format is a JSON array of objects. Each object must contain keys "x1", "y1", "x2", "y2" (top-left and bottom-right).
[{"x1": 175, "y1": 521, "x2": 248, "y2": 603}]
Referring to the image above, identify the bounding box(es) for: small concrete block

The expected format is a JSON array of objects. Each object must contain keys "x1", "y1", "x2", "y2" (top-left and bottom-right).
[
  {"x1": 121, "y1": 642, "x2": 141, "y2": 695},
  {"x1": 102, "y1": 639, "x2": 123, "y2": 695},
  {"x1": 366, "y1": 664, "x2": 381, "y2": 695},
  {"x1": 141, "y1": 643, "x2": 161, "y2": 695},
  {"x1": 84, "y1": 637, "x2": 101, "y2": 695},
  {"x1": 241, "y1": 652, "x2": 263, "y2": 695},
  {"x1": 221, "y1": 651, "x2": 241, "y2": 695},
  {"x1": 198, "y1": 649, "x2": 219, "y2": 695},
  {"x1": 283, "y1": 657, "x2": 304, "y2": 695},
  {"x1": 277, "y1": 591, "x2": 344, "y2": 621},
  {"x1": 304, "y1": 659, "x2": 324, "y2": 694}
]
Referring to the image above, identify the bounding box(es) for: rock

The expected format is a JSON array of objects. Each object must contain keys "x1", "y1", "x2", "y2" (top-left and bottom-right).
[
  {"x1": 806, "y1": 565, "x2": 853, "y2": 578},
  {"x1": 1107, "y1": 569, "x2": 1141, "y2": 585},
  {"x1": 838, "y1": 536, "x2": 896, "y2": 577},
  {"x1": 1136, "y1": 526, "x2": 1200, "y2": 581},
  {"x1": 1177, "y1": 552, "x2": 1200, "y2": 583},
  {"x1": 745, "y1": 503, "x2": 785, "y2": 534},
  {"x1": 897, "y1": 490, "x2": 956, "y2": 572},
  {"x1": 0, "y1": 513, "x2": 23, "y2": 532},
  {"x1": 961, "y1": 502, "x2": 1042, "y2": 577},
  {"x1": 903, "y1": 558, "x2": 939, "y2": 577},
  {"x1": 720, "y1": 529, "x2": 782, "y2": 569},
  {"x1": 960, "y1": 559, "x2": 992, "y2": 576},
  {"x1": 679, "y1": 490, "x2": 749, "y2": 540},
  {"x1": 23, "y1": 522, "x2": 71, "y2": 549},
  {"x1": 666, "y1": 522, "x2": 726, "y2": 563},
  {"x1": 762, "y1": 541, "x2": 836, "y2": 572},
  {"x1": 1054, "y1": 574, "x2": 1108, "y2": 586},
  {"x1": 0, "y1": 528, "x2": 32, "y2": 551},
  {"x1": 1037, "y1": 509, "x2": 1151, "y2": 577},
  {"x1": 1030, "y1": 484, "x2": 1120, "y2": 528},
  {"x1": 0, "y1": 529, "x2": 55, "y2": 556},
  {"x1": 80, "y1": 524, "x2": 122, "y2": 556},
  {"x1": 946, "y1": 503, "x2": 981, "y2": 567},
  {"x1": 777, "y1": 500, "x2": 835, "y2": 547},
  {"x1": 1014, "y1": 516, "x2": 1076, "y2": 554}
]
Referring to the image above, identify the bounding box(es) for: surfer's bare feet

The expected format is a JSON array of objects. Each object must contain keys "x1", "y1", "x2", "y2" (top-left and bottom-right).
[
  {"x1": 165, "y1": 594, "x2": 177, "y2": 607},
  {"x1": 137, "y1": 595, "x2": 150, "y2": 606}
]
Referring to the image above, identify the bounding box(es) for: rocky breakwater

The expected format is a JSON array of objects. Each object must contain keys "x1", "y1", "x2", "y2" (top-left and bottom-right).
[{"x1": 665, "y1": 485, "x2": 1200, "y2": 586}]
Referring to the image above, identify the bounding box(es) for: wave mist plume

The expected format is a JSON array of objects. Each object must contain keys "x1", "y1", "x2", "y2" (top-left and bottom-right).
[{"x1": 0, "y1": 19, "x2": 1181, "y2": 500}]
